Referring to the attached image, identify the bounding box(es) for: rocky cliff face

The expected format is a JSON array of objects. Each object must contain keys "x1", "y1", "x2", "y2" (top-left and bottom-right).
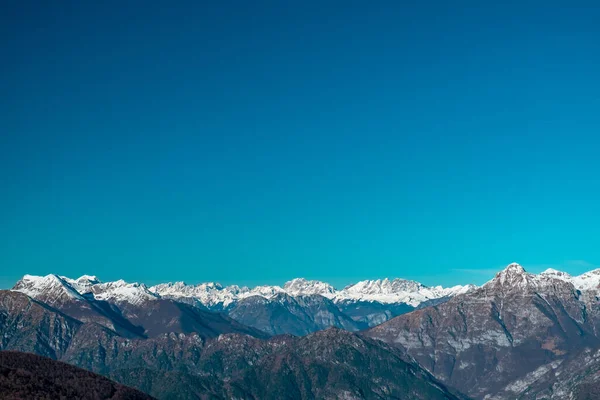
[
  {"x1": 0, "y1": 290, "x2": 81, "y2": 359},
  {"x1": 367, "y1": 263, "x2": 600, "y2": 399},
  {"x1": 228, "y1": 293, "x2": 364, "y2": 336}
]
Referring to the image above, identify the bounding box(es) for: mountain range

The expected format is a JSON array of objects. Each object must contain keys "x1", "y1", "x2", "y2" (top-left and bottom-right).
[
  {"x1": 5, "y1": 263, "x2": 600, "y2": 399},
  {"x1": 12, "y1": 273, "x2": 474, "y2": 336}
]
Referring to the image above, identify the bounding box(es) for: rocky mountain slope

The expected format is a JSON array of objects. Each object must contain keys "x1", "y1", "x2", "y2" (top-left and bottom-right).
[
  {"x1": 0, "y1": 289, "x2": 466, "y2": 399},
  {"x1": 0, "y1": 350, "x2": 154, "y2": 400},
  {"x1": 10, "y1": 277, "x2": 268, "y2": 340},
  {"x1": 367, "y1": 263, "x2": 600, "y2": 399},
  {"x1": 228, "y1": 293, "x2": 363, "y2": 335},
  {"x1": 13, "y1": 273, "x2": 474, "y2": 336},
  {"x1": 10, "y1": 263, "x2": 600, "y2": 399},
  {"x1": 92, "y1": 329, "x2": 468, "y2": 400}
]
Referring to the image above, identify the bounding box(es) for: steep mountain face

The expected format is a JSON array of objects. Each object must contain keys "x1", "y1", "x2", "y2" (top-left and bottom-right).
[
  {"x1": 0, "y1": 289, "x2": 266, "y2": 361},
  {"x1": 221, "y1": 328, "x2": 469, "y2": 400},
  {"x1": 228, "y1": 293, "x2": 363, "y2": 336},
  {"x1": 0, "y1": 290, "x2": 82, "y2": 359},
  {"x1": 0, "y1": 351, "x2": 154, "y2": 400},
  {"x1": 12, "y1": 274, "x2": 147, "y2": 338},
  {"x1": 483, "y1": 345, "x2": 600, "y2": 400},
  {"x1": 77, "y1": 329, "x2": 469, "y2": 399},
  {"x1": 367, "y1": 263, "x2": 600, "y2": 399},
  {"x1": 13, "y1": 274, "x2": 86, "y2": 305},
  {"x1": 11, "y1": 276, "x2": 266, "y2": 339},
  {"x1": 336, "y1": 299, "x2": 415, "y2": 326},
  {"x1": 0, "y1": 289, "x2": 467, "y2": 399},
  {"x1": 113, "y1": 297, "x2": 269, "y2": 338}
]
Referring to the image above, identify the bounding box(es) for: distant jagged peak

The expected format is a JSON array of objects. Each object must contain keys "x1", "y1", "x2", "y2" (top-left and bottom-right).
[
  {"x1": 13, "y1": 271, "x2": 477, "y2": 309},
  {"x1": 61, "y1": 274, "x2": 102, "y2": 293},
  {"x1": 502, "y1": 262, "x2": 526, "y2": 274},
  {"x1": 344, "y1": 277, "x2": 425, "y2": 294},
  {"x1": 283, "y1": 278, "x2": 336, "y2": 297},
  {"x1": 90, "y1": 279, "x2": 158, "y2": 305},
  {"x1": 483, "y1": 262, "x2": 534, "y2": 291},
  {"x1": 76, "y1": 274, "x2": 101, "y2": 284},
  {"x1": 540, "y1": 268, "x2": 572, "y2": 279}
]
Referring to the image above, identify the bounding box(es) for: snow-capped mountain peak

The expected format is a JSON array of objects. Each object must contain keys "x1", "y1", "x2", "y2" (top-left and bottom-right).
[
  {"x1": 501, "y1": 262, "x2": 526, "y2": 275},
  {"x1": 62, "y1": 275, "x2": 102, "y2": 293},
  {"x1": 12, "y1": 274, "x2": 85, "y2": 305},
  {"x1": 344, "y1": 278, "x2": 425, "y2": 295},
  {"x1": 482, "y1": 262, "x2": 600, "y2": 294},
  {"x1": 283, "y1": 278, "x2": 336, "y2": 297},
  {"x1": 336, "y1": 277, "x2": 474, "y2": 307},
  {"x1": 76, "y1": 275, "x2": 101, "y2": 284},
  {"x1": 539, "y1": 268, "x2": 572, "y2": 282},
  {"x1": 90, "y1": 280, "x2": 158, "y2": 305},
  {"x1": 484, "y1": 262, "x2": 533, "y2": 289}
]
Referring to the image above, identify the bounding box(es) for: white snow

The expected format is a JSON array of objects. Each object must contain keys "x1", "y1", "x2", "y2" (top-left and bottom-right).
[
  {"x1": 12, "y1": 274, "x2": 85, "y2": 304},
  {"x1": 570, "y1": 269, "x2": 600, "y2": 291},
  {"x1": 13, "y1": 271, "x2": 477, "y2": 309},
  {"x1": 91, "y1": 280, "x2": 158, "y2": 305},
  {"x1": 25, "y1": 261, "x2": 600, "y2": 310},
  {"x1": 283, "y1": 278, "x2": 336, "y2": 297},
  {"x1": 149, "y1": 277, "x2": 476, "y2": 308}
]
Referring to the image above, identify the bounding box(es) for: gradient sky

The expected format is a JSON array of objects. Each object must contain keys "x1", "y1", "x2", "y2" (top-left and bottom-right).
[{"x1": 2, "y1": 1, "x2": 600, "y2": 289}]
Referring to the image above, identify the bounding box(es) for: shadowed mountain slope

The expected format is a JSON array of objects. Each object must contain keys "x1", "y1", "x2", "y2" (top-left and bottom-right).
[{"x1": 0, "y1": 350, "x2": 154, "y2": 400}]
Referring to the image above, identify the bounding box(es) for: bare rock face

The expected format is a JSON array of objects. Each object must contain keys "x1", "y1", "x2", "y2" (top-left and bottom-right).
[
  {"x1": 0, "y1": 290, "x2": 81, "y2": 359},
  {"x1": 366, "y1": 263, "x2": 600, "y2": 399},
  {"x1": 228, "y1": 293, "x2": 364, "y2": 336}
]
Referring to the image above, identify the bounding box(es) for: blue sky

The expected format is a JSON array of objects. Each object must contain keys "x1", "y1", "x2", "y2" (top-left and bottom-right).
[{"x1": 1, "y1": 1, "x2": 600, "y2": 289}]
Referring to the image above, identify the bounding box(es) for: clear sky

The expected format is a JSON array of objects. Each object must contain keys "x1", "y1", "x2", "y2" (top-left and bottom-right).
[{"x1": 2, "y1": 1, "x2": 600, "y2": 289}]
